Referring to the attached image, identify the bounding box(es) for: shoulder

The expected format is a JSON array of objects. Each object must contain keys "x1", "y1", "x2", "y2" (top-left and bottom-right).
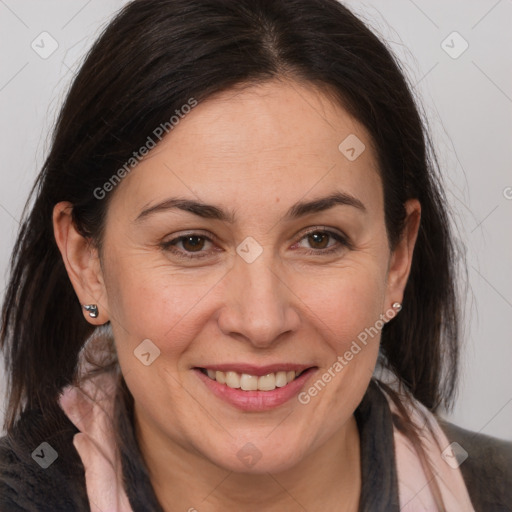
[
  {"x1": 0, "y1": 406, "x2": 89, "y2": 512},
  {"x1": 438, "y1": 418, "x2": 512, "y2": 512}
]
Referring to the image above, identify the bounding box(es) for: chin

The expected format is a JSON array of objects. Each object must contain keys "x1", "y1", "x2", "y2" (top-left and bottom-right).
[{"x1": 205, "y1": 437, "x2": 309, "y2": 474}]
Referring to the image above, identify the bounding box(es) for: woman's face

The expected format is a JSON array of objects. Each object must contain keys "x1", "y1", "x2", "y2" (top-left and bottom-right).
[{"x1": 81, "y1": 79, "x2": 419, "y2": 473}]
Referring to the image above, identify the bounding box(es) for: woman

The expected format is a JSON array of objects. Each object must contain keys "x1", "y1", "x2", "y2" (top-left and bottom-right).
[{"x1": 0, "y1": 0, "x2": 510, "y2": 510}]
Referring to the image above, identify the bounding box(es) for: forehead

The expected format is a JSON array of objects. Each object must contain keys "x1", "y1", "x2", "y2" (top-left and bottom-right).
[{"x1": 109, "y1": 79, "x2": 382, "y2": 221}]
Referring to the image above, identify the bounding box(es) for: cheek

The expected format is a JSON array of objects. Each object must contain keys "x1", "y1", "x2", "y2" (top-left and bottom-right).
[
  {"x1": 300, "y1": 270, "x2": 386, "y2": 393},
  {"x1": 104, "y1": 255, "x2": 224, "y2": 363},
  {"x1": 300, "y1": 262, "x2": 387, "y2": 347}
]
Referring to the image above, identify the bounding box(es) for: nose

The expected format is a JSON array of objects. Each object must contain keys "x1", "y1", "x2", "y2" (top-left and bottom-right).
[{"x1": 217, "y1": 248, "x2": 301, "y2": 348}]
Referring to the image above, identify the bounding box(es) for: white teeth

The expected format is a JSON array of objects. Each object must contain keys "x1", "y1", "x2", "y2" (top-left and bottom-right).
[
  {"x1": 275, "y1": 371, "x2": 288, "y2": 387},
  {"x1": 202, "y1": 368, "x2": 305, "y2": 391},
  {"x1": 225, "y1": 371, "x2": 241, "y2": 389},
  {"x1": 258, "y1": 373, "x2": 276, "y2": 391},
  {"x1": 240, "y1": 374, "x2": 258, "y2": 391}
]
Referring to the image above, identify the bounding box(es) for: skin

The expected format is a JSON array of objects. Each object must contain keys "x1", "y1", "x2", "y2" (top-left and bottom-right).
[{"x1": 53, "y1": 78, "x2": 421, "y2": 511}]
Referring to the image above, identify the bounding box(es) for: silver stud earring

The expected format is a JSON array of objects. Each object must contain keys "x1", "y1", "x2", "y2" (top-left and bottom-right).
[
  {"x1": 392, "y1": 302, "x2": 402, "y2": 312},
  {"x1": 83, "y1": 304, "x2": 99, "y2": 318}
]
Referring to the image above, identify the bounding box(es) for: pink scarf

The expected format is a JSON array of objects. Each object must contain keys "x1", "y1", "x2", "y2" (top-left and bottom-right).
[{"x1": 58, "y1": 363, "x2": 475, "y2": 511}]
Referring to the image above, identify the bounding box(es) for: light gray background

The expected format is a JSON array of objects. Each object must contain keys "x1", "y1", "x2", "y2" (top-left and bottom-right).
[{"x1": 0, "y1": 0, "x2": 511, "y2": 440}]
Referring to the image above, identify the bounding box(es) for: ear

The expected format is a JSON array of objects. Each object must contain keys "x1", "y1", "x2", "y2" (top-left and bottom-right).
[
  {"x1": 52, "y1": 201, "x2": 110, "y2": 325},
  {"x1": 384, "y1": 198, "x2": 421, "y2": 312}
]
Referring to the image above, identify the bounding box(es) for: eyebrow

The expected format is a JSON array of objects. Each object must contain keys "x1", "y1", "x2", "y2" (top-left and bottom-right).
[{"x1": 134, "y1": 191, "x2": 366, "y2": 224}]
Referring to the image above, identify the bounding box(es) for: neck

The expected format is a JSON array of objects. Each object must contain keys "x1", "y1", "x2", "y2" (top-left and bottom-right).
[{"x1": 134, "y1": 408, "x2": 361, "y2": 512}]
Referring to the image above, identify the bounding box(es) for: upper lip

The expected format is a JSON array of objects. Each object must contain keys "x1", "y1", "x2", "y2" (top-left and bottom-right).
[{"x1": 195, "y1": 363, "x2": 315, "y2": 377}]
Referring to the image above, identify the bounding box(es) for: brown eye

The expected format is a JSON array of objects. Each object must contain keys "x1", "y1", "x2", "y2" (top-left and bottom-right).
[
  {"x1": 307, "y1": 232, "x2": 330, "y2": 249},
  {"x1": 160, "y1": 233, "x2": 215, "y2": 260},
  {"x1": 180, "y1": 235, "x2": 206, "y2": 252},
  {"x1": 295, "y1": 228, "x2": 351, "y2": 256}
]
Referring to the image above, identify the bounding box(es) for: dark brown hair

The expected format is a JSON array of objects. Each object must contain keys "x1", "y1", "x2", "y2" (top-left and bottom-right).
[{"x1": 1, "y1": 0, "x2": 463, "y2": 505}]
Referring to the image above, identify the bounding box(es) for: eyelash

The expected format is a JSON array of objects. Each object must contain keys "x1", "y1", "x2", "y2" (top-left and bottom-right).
[{"x1": 160, "y1": 228, "x2": 351, "y2": 260}]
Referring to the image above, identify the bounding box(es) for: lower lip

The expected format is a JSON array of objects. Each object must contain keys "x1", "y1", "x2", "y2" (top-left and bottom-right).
[{"x1": 194, "y1": 368, "x2": 317, "y2": 411}]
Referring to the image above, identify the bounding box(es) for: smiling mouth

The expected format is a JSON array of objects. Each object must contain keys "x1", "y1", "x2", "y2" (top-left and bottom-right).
[{"x1": 197, "y1": 368, "x2": 312, "y2": 391}]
